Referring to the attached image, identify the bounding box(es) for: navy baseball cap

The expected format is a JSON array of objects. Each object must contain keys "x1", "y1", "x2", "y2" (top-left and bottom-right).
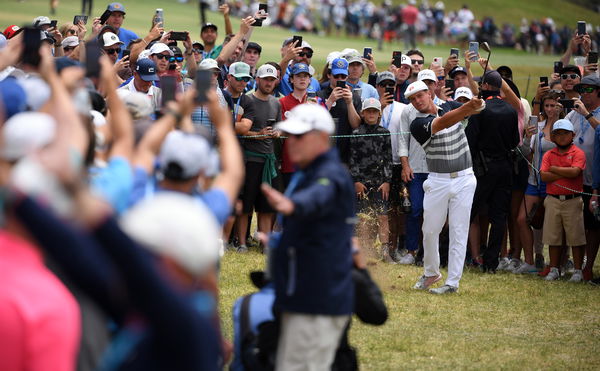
[
  {"x1": 107, "y1": 2, "x2": 126, "y2": 14},
  {"x1": 246, "y1": 42, "x2": 262, "y2": 54},
  {"x1": 136, "y1": 59, "x2": 159, "y2": 81},
  {"x1": 331, "y1": 58, "x2": 349, "y2": 76},
  {"x1": 449, "y1": 66, "x2": 467, "y2": 78},
  {"x1": 201, "y1": 23, "x2": 218, "y2": 32},
  {"x1": 291, "y1": 63, "x2": 310, "y2": 75}
]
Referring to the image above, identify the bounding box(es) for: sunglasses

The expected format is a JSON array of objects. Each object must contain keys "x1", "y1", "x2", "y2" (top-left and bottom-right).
[
  {"x1": 561, "y1": 74, "x2": 579, "y2": 80},
  {"x1": 378, "y1": 82, "x2": 395, "y2": 88},
  {"x1": 577, "y1": 86, "x2": 597, "y2": 94},
  {"x1": 67, "y1": 29, "x2": 77, "y2": 35},
  {"x1": 411, "y1": 59, "x2": 424, "y2": 65},
  {"x1": 63, "y1": 46, "x2": 76, "y2": 52},
  {"x1": 234, "y1": 76, "x2": 251, "y2": 82},
  {"x1": 333, "y1": 74, "x2": 347, "y2": 79},
  {"x1": 192, "y1": 48, "x2": 203, "y2": 53},
  {"x1": 169, "y1": 56, "x2": 184, "y2": 63},
  {"x1": 104, "y1": 48, "x2": 120, "y2": 55},
  {"x1": 154, "y1": 54, "x2": 170, "y2": 60},
  {"x1": 299, "y1": 51, "x2": 313, "y2": 58}
]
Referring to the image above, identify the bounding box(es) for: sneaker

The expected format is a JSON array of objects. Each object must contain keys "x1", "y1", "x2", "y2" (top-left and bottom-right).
[
  {"x1": 505, "y1": 258, "x2": 521, "y2": 273},
  {"x1": 429, "y1": 284, "x2": 458, "y2": 295},
  {"x1": 535, "y1": 254, "x2": 545, "y2": 270},
  {"x1": 413, "y1": 274, "x2": 442, "y2": 290},
  {"x1": 237, "y1": 244, "x2": 248, "y2": 253},
  {"x1": 398, "y1": 253, "x2": 415, "y2": 265},
  {"x1": 589, "y1": 277, "x2": 600, "y2": 286},
  {"x1": 569, "y1": 269, "x2": 583, "y2": 282},
  {"x1": 497, "y1": 257, "x2": 511, "y2": 271},
  {"x1": 381, "y1": 244, "x2": 396, "y2": 263},
  {"x1": 545, "y1": 267, "x2": 560, "y2": 281},
  {"x1": 513, "y1": 262, "x2": 538, "y2": 274}
]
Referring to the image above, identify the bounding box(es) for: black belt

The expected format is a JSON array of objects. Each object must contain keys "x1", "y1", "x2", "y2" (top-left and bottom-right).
[{"x1": 548, "y1": 194, "x2": 581, "y2": 201}]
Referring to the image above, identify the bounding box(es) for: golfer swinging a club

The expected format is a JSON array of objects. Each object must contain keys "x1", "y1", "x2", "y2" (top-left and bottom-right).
[{"x1": 405, "y1": 80, "x2": 485, "y2": 294}]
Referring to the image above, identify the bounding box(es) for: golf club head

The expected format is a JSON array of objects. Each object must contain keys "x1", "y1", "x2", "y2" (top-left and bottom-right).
[{"x1": 480, "y1": 42, "x2": 491, "y2": 53}]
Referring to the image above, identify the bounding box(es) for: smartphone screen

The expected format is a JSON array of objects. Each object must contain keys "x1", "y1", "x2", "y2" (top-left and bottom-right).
[
  {"x1": 363, "y1": 47, "x2": 372, "y2": 60},
  {"x1": 170, "y1": 31, "x2": 188, "y2": 41},
  {"x1": 559, "y1": 99, "x2": 575, "y2": 110},
  {"x1": 121, "y1": 49, "x2": 131, "y2": 59},
  {"x1": 385, "y1": 86, "x2": 394, "y2": 100},
  {"x1": 85, "y1": 40, "x2": 102, "y2": 78},
  {"x1": 468, "y1": 42, "x2": 479, "y2": 61},
  {"x1": 577, "y1": 21, "x2": 586, "y2": 35},
  {"x1": 540, "y1": 76, "x2": 548, "y2": 87},
  {"x1": 336, "y1": 80, "x2": 346, "y2": 89},
  {"x1": 22, "y1": 27, "x2": 42, "y2": 67},
  {"x1": 254, "y1": 3, "x2": 268, "y2": 27},
  {"x1": 161, "y1": 76, "x2": 177, "y2": 107},
  {"x1": 528, "y1": 116, "x2": 538, "y2": 127},
  {"x1": 450, "y1": 48, "x2": 459, "y2": 57},
  {"x1": 100, "y1": 9, "x2": 111, "y2": 25},
  {"x1": 445, "y1": 79, "x2": 454, "y2": 90},
  {"x1": 588, "y1": 51, "x2": 598, "y2": 64},
  {"x1": 73, "y1": 15, "x2": 88, "y2": 25},
  {"x1": 195, "y1": 70, "x2": 211, "y2": 104},
  {"x1": 553, "y1": 61, "x2": 563, "y2": 74},
  {"x1": 392, "y1": 51, "x2": 402, "y2": 67},
  {"x1": 292, "y1": 35, "x2": 302, "y2": 47},
  {"x1": 49, "y1": 20, "x2": 57, "y2": 28}
]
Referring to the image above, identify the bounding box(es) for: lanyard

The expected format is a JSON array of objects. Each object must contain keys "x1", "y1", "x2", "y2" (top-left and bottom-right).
[
  {"x1": 233, "y1": 96, "x2": 242, "y2": 120},
  {"x1": 381, "y1": 102, "x2": 394, "y2": 129}
]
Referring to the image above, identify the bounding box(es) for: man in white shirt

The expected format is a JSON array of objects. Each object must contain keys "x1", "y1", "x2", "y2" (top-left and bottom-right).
[{"x1": 119, "y1": 59, "x2": 161, "y2": 113}]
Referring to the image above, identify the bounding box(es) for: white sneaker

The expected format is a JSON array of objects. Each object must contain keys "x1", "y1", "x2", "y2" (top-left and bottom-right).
[
  {"x1": 545, "y1": 267, "x2": 560, "y2": 281},
  {"x1": 399, "y1": 253, "x2": 415, "y2": 265},
  {"x1": 505, "y1": 259, "x2": 521, "y2": 273},
  {"x1": 513, "y1": 262, "x2": 538, "y2": 274},
  {"x1": 497, "y1": 257, "x2": 511, "y2": 271},
  {"x1": 569, "y1": 269, "x2": 583, "y2": 282}
]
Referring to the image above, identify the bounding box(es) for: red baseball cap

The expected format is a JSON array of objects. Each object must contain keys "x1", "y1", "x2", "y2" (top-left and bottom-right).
[{"x1": 3, "y1": 25, "x2": 21, "y2": 39}]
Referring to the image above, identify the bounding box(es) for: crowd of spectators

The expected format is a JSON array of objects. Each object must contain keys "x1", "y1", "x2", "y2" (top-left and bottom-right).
[{"x1": 0, "y1": 1, "x2": 599, "y2": 370}]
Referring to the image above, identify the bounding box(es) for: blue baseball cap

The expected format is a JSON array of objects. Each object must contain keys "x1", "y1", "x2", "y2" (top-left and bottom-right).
[
  {"x1": 330, "y1": 58, "x2": 349, "y2": 76},
  {"x1": 0, "y1": 77, "x2": 27, "y2": 119},
  {"x1": 135, "y1": 59, "x2": 159, "y2": 82},
  {"x1": 552, "y1": 119, "x2": 574, "y2": 133},
  {"x1": 291, "y1": 63, "x2": 310, "y2": 76},
  {"x1": 107, "y1": 2, "x2": 126, "y2": 14}
]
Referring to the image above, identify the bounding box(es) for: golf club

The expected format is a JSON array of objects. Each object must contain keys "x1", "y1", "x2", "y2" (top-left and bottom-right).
[{"x1": 478, "y1": 42, "x2": 492, "y2": 99}]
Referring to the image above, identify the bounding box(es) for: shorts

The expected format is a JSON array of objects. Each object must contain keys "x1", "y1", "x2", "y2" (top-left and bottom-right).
[
  {"x1": 239, "y1": 161, "x2": 280, "y2": 214},
  {"x1": 389, "y1": 164, "x2": 403, "y2": 206},
  {"x1": 582, "y1": 185, "x2": 600, "y2": 230},
  {"x1": 357, "y1": 185, "x2": 391, "y2": 216},
  {"x1": 525, "y1": 182, "x2": 546, "y2": 197},
  {"x1": 542, "y1": 195, "x2": 586, "y2": 246},
  {"x1": 512, "y1": 157, "x2": 529, "y2": 191}
]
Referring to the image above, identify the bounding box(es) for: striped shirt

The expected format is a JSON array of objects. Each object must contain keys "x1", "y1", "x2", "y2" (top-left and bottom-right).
[{"x1": 410, "y1": 101, "x2": 472, "y2": 173}]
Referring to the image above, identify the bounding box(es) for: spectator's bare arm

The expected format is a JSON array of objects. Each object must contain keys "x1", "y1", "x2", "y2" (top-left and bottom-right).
[
  {"x1": 183, "y1": 32, "x2": 197, "y2": 79},
  {"x1": 216, "y1": 16, "x2": 254, "y2": 66},
  {"x1": 220, "y1": 4, "x2": 233, "y2": 36}
]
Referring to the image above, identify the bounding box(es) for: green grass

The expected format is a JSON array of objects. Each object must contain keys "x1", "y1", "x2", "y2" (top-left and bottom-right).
[{"x1": 5, "y1": 2, "x2": 600, "y2": 367}]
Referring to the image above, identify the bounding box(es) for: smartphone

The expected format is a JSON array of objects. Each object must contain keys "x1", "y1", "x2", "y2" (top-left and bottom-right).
[
  {"x1": 392, "y1": 51, "x2": 402, "y2": 67},
  {"x1": 433, "y1": 57, "x2": 443, "y2": 65},
  {"x1": 22, "y1": 27, "x2": 42, "y2": 67},
  {"x1": 292, "y1": 35, "x2": 302, "y2": 47},
  {"x1": 468, "y1": 42, "x2": 479, "y2": 61},
  {"x1": 528, "y1": 115, "x2": 538, "y2": 127},
  {"x1": 540, "y1": 76, "x2": 548, "y2": 87},
  {"x1": 85, "y1": 39, "x2": 102, "y2": 78},
  {"x1": 121, "y1": 49, "x2": 131, "y2": 59},
  {"x1": 98, "y1": 10, "x2": 111, "y2": 25},
  {"x1": 588, "y1": 51, "x2": 599, "y2": 64},
  {"x1": 170, "y1": 31, "x2": 188, "y2": 41},
  {"x1": 254, "y1": 3, "x2": 268, "y2": 27},
  {"x1": 445, "y1": 79, "x2": 454, "y2": 90},
  {"x1": 363, "y1": 47, "x2": 372, "y2": 60},
  {"x1": 155, "y1": 8, "x2": 164, "y2": 27},
  {"x1": 195, "y1": 70, "x2": 211, "y2": 104},
  {"x1": 161, "y1": 75, "x2": 177, "y2": 106},
  {"x1": 385, "y1": 86, "x2": 394, "y2": 100},
  {"x1": 559, "y1": 99, "x2": 575, "y2": 110},
  {"x1": 307, "y1": 91, "x2": 316, "y2": 98},
  {"x1": 450, "y1": 48, "x2": 459, "y2": 57},
  {"x1": 553, "y1": 61, "x2": 563, "y2": 74},
  {"x1": 577, "y1": 21, "x2": 586, "y2": 35},
  {"x1": 73, "y1": 15, "x2": 88, "y2": 25},
  {"x1": 49, "y1": 20, "x2": 57, "y2": 29},
  {"x1": 336, "y1": 80, "x2": 346, "y2": 89}
]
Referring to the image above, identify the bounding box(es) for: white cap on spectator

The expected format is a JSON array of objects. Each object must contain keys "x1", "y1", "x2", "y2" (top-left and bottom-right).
[
  {"x1": 90, "y1": 110, "x2": 106, "y2": 126},
  {"x1": 117, "y1": 90, "x2": 153, "y2": 120},
  {"x1": 400, "y1": 55, "x2": 412, "y2": 66},
  {"x1": 120, "y1": 192, "x2": 221, "y2": 276},
  {"x1": 101, "y1": 32, "x2": 123, "y2": 47},
  {"x1": 256, "y1": 64, "x2": 278, "y2": 79},
  {"x1": 301, "y1": 40, "x2": 313, "y2": 51},
  {"x1": 417, "y1": 69, "x2": 437, "y2": 82},
  {"x1": 308, "y1": 65, "x2": 315, "y2": 76},
  {"x1": 33, "y1": 16, "x2": 51, "y2": 27},
  {"x1": 198, "y1": 58, "x2": 219, "y2": 71},
  {"x1": 276, "y1": 104, "x2": 334, "y2": 135},
  {"x1": 138, "y1": 49, "x2": 151, "y2": 60},
  {"x1": 1, "y1": 112, "x2": 56, "y2": 160},
  {"x1": 404, "y1": 80, "x2": 429, "y2": 99},
  {"x1": 17, "y1": 76, "x2": 51, "y2": 111},
  {"x1": 454, "y1": 87, "x2": 473, "y2": 101},
  {"x1": 159, "y1": 131, "x2": 213, "y2": 179},
  {"x1": 361, "y1": 97, "x2": 381, "y2": 112},
  {"x1": 149, "y1": 42, "x2": 173, "y2": 56},
  {"x1": 326, "y1": 51, "x2": 340, "y2": 65},
  {"x1": 62, "y1": 36, "x2": 79, "y2": 48}
]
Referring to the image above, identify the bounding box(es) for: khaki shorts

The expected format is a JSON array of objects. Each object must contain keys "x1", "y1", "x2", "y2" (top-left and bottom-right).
[{"x1": 542, "y1": 195, "x2": 586, "y2": 246}]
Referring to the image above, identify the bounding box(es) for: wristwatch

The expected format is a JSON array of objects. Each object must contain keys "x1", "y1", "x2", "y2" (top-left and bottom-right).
[{"x1": 585, "y1": 113, "x2": 594, "y2": 120}]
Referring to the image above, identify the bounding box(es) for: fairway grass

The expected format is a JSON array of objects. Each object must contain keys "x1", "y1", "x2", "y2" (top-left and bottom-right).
[{"x1": 219, "y1": 248, "x2": 600, "y2": 369}]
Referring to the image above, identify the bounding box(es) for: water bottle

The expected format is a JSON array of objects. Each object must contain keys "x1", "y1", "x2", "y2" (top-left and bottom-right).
[{"x1": 400, "y1": 184, "x2": 412, "y2": 214}]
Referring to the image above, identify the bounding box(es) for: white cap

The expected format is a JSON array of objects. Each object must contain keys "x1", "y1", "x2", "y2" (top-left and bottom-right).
[
  {"x1": 61, "y1": 36, "x2": 79, "y2": 48},
  {"x1": 1, "y1": 112, "x2": 56, "y2": 160},
  {"x1": 301, "y1": 40, "x2": 313, "y2": 51},
  {"x1": 120, "y1": 193, "x2": 221, "y2": 276},
  {"x1": 33, "y1": 16, "x2": 51, "y2": 27},
  {"x1": 117, "y1": 90, "x2": 153, "y2": 119},
  {"x1": 149, "y1": 42, "x2": 173, "y2": 56},
  {"x1": 90, "y1": 110, "x2": 106, "y2": 126},
  {"x1": 361, "y1": 97, "x2": 381, "y2": 112},
  {"x1": 326, "y1": 51, "x2": 340, "y2": 65},
  {"x1": 276, "y1": 104, "x2": 334, "y2": 135},
  {"x1": 308, "y1": 65, "x2": 315, "y2": 76},
  {"x1": 404, "y1": 80, "x2": 429, "y2": 99},
  {"x1": 198, "y1": 58, "x2": 219, "y2": 71},
  {"x1": 159, "y1": 131, "x2": 213, "y2": 179},
  {"x1": 138, "y1": 49, "x2": 151, "y2": 60},
  {"x1": 256, "y1": 64, "x2": 278, "y2": 79},
  {"x1": 101, "y1": 32, "x2": 123, "y2": 47},
  {"x1": 454, "y1": 87, "x2": 473, "y2": 101},
  {"x1": 400, "y1": 55, "x2": 412, "y2": 66},
  {"x1": 17, "y1": 76, "x2": 51, "y2": 111},
  {"x1": 417, "y1": 69, "x2": 437, "y2": 82}
]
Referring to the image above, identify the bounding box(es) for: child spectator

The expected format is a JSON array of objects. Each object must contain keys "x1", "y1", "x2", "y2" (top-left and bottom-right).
[
  {"x1": 350, "y1": 98, "x2": 393, "y2": 261},
  {"x1": 540, "y1": 119, "x2": 587, "y2": 281}
]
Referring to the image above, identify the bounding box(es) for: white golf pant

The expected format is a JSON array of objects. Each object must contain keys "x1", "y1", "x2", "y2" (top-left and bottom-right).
[{"x1": 421, "y1": 169, "x2": 476, "y2": 288}]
